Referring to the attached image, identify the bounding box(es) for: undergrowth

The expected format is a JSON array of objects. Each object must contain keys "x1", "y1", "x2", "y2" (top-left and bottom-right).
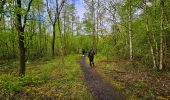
[
  {"x1": 95, "y1": 54, "x2": 170, "y2": 100},
  {"x1": 0, "y1": 55, "x2": 92, "y2": 99}
]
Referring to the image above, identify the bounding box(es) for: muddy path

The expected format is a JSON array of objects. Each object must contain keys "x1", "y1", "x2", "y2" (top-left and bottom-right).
[{"x1": 80, "y1": 56, "x2": 125, "y2": 100}]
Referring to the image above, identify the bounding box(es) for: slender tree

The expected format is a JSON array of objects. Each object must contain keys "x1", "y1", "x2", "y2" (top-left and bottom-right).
[
  {"x1": 128, "y1": 0, "x2": 133, "y2": 62},
  {"x1": 92, "y1": 0, "x2": 96, "y2": 49},
  {"x1": 144, "y1": 0, "x2": 156, "y2": 68},
  {"x1": 46, "y1": 0, "x2": 65, "y2": 59},
  {"x1": 159, "y1": 0, "x2": 164, "y2": 70}
]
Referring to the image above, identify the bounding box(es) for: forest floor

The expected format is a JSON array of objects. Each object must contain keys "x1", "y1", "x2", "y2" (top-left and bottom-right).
[
  {"x1": 80, "y1": 56, "x2": 125, "y2": 100},
  {"x1": 94, "y1": 55, "x2": 170, "y2": 100},
  {"x1": 0, "y1": 54, "x2": 170, "y2": 100},
  {"x1": 0, "y1": 55, "x2": 92, "y2": 100}
]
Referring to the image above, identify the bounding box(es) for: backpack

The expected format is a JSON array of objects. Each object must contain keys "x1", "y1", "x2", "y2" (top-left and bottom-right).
[{"x1": 89, "y1": 50, "x2": 94, "y2": 57}]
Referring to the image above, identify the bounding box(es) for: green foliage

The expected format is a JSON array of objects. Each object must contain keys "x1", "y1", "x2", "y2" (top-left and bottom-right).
[
  {"x1": 0, "y1": 75, "x2": 20, "y2": 98},
  {"x1": 0, "y1": 74, "x2": 42, "y2": 99},
  {"x1": 0, "y1": 55, "x2": 92, "y2": 99}
]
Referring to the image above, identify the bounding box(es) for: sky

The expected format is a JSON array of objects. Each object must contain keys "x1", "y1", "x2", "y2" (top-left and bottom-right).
[
  {"x1": 73, "y1": 0, "x2": 85, "y2": 20},
  {"x1": 47, "y1": 0, "x2": 85, "y2": 20}
]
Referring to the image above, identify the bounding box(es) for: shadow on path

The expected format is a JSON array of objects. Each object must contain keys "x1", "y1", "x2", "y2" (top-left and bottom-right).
[{"x1": 80, "y1": 56, "x2": 125, "y2": 100}]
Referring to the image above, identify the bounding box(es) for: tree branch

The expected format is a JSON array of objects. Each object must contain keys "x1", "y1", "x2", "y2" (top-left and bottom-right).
[
  {"x1": 58, "y1": 0, "x2": 66, "y2": 16},
  {"x1": 46, "y1": 0, "x2": 54, "y2": 25},
  {"x1": 23, "y1": 0, "x2": 33, "y2": 29}
]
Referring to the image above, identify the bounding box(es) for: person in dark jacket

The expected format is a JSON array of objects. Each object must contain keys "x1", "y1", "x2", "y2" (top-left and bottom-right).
[
  {"x1": 88, "y1": 48, "x2": 95, "y2": 67},
  {"x1": 82, "y1": 49, "x2": 85, "y2": 56}
]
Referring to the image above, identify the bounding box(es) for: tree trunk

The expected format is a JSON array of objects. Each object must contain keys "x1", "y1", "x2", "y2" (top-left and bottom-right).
[
  {"x1": 16, "y1": 0, "x2": 32, "y2": 76},
  {"x1": 159, "y1": 0, "x2": 164, "y2": 70},
  {"x1": 128, "y1": 0, "x2": 133, "y2": 62},
  {"x1": 39, "y1": 21, "x2": 42, "y2": 56},
  {"x1": 152, "y1": 0, "x2": 159, "y2": 68},
  {"x1": 144, "y1": 0, "x2": 156, "y2": 68},
  {"x1": 92, "y1": 0, "x2": 96, "y2": 48},
  {"x1": 63, "y1": 7, "x2": 66, "y2": 55},
  {"x1": 150, "y1": 43, "x2": 156, "y2": 68},
  {"x1": 96, "y1": 0, "x2": 100, "y2": 54},
  {"x1": 18, "y1": 30, "x2": 26, "y2": 75},
  {"x1": 52, "y1": 24, "x2": 56, "y2": 58},
  {"x1": 57, "y1": 16, "x2": 64, "y2": 64}
]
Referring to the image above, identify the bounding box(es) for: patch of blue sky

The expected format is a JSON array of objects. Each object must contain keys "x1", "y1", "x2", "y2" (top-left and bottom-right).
[{"x1": 69, "y1": 0, "x2": 85, "y2": 20}]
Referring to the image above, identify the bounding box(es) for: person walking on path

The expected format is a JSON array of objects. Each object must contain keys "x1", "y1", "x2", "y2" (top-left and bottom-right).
[
  {"x1": 88, "y1": 48, "x2": 95, "y2": 67},
  {"x1": 82, "y1": 48, "x2": 85, "y2": 56}
]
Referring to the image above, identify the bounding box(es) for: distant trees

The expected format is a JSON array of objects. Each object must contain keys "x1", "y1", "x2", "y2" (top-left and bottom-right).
[
  {"x1": 0, "y1": 0, "x2": 170, "y2": 73},
  {"x1": 83, "y1": 0, "x2": 98, "y2": 49},
  {"x1": 83, "y1": 0, "x2": 170, "y2": 70},
  {"x1": 46, "y1": 0, "x2": 65, "y2": 59},
  {"x1": 62, "y1": 3, "x2": 77, "y2": 54},
  {"x1": 0, "y1": 0, "x2": 68, "y2": 75}
]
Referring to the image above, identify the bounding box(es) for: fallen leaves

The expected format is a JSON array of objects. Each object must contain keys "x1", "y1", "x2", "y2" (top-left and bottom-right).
[{"x1": 95, "y1": 59, "x2": 170, "y2": 99}]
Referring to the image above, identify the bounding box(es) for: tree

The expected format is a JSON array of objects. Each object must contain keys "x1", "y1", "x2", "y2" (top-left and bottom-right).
[
  {"x1": 159, "y1": 0, "x2": 164, "y2": 70},
  {"x1": 46, "y1": 0, "x2": 65, "y2": 59},
  {"x1": 15, "y1": 0, "x2": 33, "y2": 76},
  {"x1": 144, "y1": 0, "x2": 156, "y2": 68},
  {"x1": 128, "y1": 0, "x2": 134, "y2": 63}
]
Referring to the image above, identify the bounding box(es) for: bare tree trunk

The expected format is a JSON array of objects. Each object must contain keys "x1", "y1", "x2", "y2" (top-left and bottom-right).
[
  {"x1": 144, "y1": 0, "x2": 156, "y2": 68},
  {"x1": 56, "y1": 2, "x2": 64, "y2": 64},
  {"x1": 45, "y1": 32, "x2": 47, "y2": 55},
  {"x1": 152, "y1": 0, "x2": 159, "y2": 68},
  {"x1": 152, "y1": 34, "x2": 159, "y2": 67},
  {"x1": 159, "y1": 0, "x2": 164, "y2": 70},
  {"x1": 52, "y1": 24, "x2": 56, "y2": 58},
  {"x1": 57, "y1": 17, "x2": 64, "y2": 64},
  {"x1": 150, "y1": 43, "x2": 156, "y2": 68},
  {"x1": 96, "y1": 0, "x2": 100, "y2": 54},
  {"x1": 92, "y1": 0, "x2": 96, "y2": 49},
  {"x1": 128, "y1": 0, "x2": 133, "y2": 62},
  {"x1": 39, "y1": 21, "x2": 42, "y2": 56},
  {"x1": 63, "y1": 8, "x2": 66, "y2": 55}
]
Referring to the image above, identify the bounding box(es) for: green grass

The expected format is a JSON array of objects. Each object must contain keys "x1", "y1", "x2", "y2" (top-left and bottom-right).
[{"x1": 0, "y1": 55, "x2": 92, "y2": 99}]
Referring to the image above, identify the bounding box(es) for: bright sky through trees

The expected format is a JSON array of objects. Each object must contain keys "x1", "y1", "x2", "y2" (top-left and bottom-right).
[{"x1": 72, "y1": 0, "x2": 85, "y2": 20}]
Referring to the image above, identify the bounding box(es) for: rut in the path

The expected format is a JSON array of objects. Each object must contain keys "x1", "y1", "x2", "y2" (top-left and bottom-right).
[{"x1": 80, "y1": 56, "x2": 125, "y2": 100}]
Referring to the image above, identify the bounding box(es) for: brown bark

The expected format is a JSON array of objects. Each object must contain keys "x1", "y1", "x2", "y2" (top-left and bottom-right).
[
  {"x1": 16, "y1": 0, "x2": 33, "y2": 76},
  {"x1": 52, "y1": 24, "x2": 56, "y2": 58}
]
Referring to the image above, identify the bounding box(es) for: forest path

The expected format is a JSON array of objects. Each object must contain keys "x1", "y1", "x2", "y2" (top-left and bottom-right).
[{"x1": 80, "y1": 56, "x2": 125, "y2": 100}]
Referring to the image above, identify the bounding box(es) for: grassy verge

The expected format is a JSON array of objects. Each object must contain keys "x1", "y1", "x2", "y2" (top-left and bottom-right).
[
  {"x1": 94, "y1": 54, "x2": 170, "y2": 100},
  {"x1": 0, "y1": 55, "x2": 92, "y2": 100}
]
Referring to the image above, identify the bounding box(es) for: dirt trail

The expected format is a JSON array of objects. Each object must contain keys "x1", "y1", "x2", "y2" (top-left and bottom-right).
[{"x1": 80, "y1": 56, "x2": 125, "y2": 100}]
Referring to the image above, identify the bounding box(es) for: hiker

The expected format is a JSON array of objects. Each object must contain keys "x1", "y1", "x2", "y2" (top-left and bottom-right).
[
  {"x1": 82, "y1": 49, "x2": 85, "y2": 56},
  {"x1": 88, "y1": 48, "x2": 95, "y2": 67}
]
